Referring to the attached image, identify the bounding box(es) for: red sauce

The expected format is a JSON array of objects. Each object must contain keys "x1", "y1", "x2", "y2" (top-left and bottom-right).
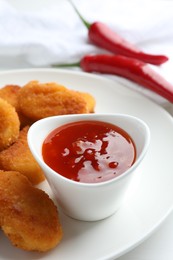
[{"x1": 42, "y1": 120, "x2": 136, "y2": 183}]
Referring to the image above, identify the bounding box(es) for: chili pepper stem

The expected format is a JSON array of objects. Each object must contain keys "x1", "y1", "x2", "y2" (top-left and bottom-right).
[
  {"x1": 68, "y1": 0, "x2": 91, "y2": 29},
  {"x1": 52, "y1": 62, "x2": 80, "y2": 68}
]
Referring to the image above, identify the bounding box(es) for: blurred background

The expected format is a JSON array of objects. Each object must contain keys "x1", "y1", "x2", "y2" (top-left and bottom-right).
[{"x1": 2, "y1": 0, "x2": 173, "y2": 112}]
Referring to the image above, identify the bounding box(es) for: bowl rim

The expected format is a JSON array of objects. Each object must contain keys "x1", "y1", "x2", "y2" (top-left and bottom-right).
[{"x1": 28, "y1": 113, "x2": 151, "y2": 187}]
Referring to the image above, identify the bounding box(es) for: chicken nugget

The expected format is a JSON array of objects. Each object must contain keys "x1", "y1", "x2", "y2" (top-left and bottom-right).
[
  {"x1": 0, "y1": 98, "x2": 20, "y2": 151},
  {"x1": 0, "y1": 84, "x2": 33, "y2": 128},
  {"x1": 0, "y1": 126, "x2": 45, "y2": 185},
  {"x1": 18, "y1": 112, "x2": 34, "y2": 129},
  {"x1": 77, "y1": 91, "x2": 96, "y2": 113},
  {"x1": 0, "y1": 84, "x2": 21, "y2": 110},
  {"x1": 0, "y1": 170, "x2": 63, "y2": 252},
  {"x1": 18, "y1": 81, "x2": 89, "y2": 121}
]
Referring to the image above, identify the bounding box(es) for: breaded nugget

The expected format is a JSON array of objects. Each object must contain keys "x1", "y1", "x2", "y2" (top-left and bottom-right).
[
  {"x1": 0, "y1": 84, "x2": 21, "y2": 111},
  {"x1": 0, "y1": 84, "x2": 34, "y2": 128},
  {"x1": 18, "y1": 112, "x2": 34, "y2": 129},
  {"x1": 0, "y1": 170, "x2": 63, "y2": 252},
  {"x1": 0, "y1": 126, "x2": 45, "y2": 185},
  {"x1": 18, "y1": 81, "x2": 89, "y2": 121},
  {"x1": 0, "y1": 98, "x2": 20, "y2": 151},
  {"x1": 77, "y1": 91, "x2": 96, "y2": 113}
]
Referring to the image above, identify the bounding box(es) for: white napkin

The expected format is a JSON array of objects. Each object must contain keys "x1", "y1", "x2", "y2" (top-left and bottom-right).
[{"x1": 0, "y1": 0, "x2": 173, "y2": 108}]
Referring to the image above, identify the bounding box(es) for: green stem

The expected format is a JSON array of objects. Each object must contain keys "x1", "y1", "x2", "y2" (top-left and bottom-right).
[
  {"x1": 68, "y1": 0, "x2": 91, "y2": 29},
  {"x1": 52, "y1": 62, "x2": 80, "y2": 68}
]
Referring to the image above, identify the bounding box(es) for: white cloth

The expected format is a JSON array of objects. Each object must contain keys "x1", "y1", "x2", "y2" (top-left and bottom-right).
[{"x1": 0, "y1": 0, "x2": 173, "y2": 108}]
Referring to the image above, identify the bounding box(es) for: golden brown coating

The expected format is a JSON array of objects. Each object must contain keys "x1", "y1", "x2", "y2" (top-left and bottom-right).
[
  {"x1": 18, "y1": 112, "x2": 34, "y2": 129},
  {"x1": 0, "y1": 84, "x2": 21, "y2": 111},
  {"x1": 0, "y1": 98, "x2": 20, "y2": 151},
  {"x1": 18, "y1": 81, "x2": 89, "y2": 121},
  {"x1": 0, "y1": 170, "x2": 63, "y2": 252},
  {"x1": 0, "y1": 84, "x2": 34, "y2": 128},
  {"x1": 0, "y1": 126, "x2": 45, "y2": 185},
  {"x1": 77, "y1": 91, "x2": 96, "y2": 113}
]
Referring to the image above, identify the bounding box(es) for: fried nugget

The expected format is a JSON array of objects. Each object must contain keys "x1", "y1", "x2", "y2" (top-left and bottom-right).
[
  {"x1": 0, "y1": 170, "x2": 63, "y2": 252},
  {"x1": 0, "y1": 126, "x2": 45, "y2": 185},
  {"x1": 0, "y1": 98, "x2": 20, "y2": 151},
  {"x1": 77, "y1": 91, "x2": 96, "y2": 113},
  {"x1": 18, "y1": 112, "x2": 34, "y2": 129},
  {"x1": 0, "y1": 84, "x2": 21, "y2": 110},
  {"x1": 18, "y1": 81, "x2": 89, "y2": 121},
  {"x1": 0, "y1": 84, "x2": 33, "y2": 128}
]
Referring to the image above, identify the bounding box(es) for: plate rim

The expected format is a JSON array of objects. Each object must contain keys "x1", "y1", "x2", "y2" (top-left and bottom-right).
[{"x1": 0, "y1": 68, "x2": 173, "y2": 260}]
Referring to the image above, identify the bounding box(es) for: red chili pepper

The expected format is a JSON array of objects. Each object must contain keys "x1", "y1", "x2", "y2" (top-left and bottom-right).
[
  {"x1": 68, "y1": 0, "x2": 168, "y2": 66},
  {"x1": 53, "y1": 54, "x2": 173, "y2": 102}
]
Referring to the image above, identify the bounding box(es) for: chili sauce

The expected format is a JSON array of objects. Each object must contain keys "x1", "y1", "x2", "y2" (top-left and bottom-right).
[{"x1": 42, "y1": 120, "x2": 136, "y2": 183}]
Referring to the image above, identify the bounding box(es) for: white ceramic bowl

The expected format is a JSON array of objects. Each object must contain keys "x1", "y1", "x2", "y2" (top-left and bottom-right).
[{"x1": 28, "y1": 113, "x2": 150, "y2": 221}]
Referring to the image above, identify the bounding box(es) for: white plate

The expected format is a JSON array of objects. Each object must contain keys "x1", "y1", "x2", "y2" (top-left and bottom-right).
[{"x1": 0, "y1": 68, "x2": 173, "y2": 260}]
